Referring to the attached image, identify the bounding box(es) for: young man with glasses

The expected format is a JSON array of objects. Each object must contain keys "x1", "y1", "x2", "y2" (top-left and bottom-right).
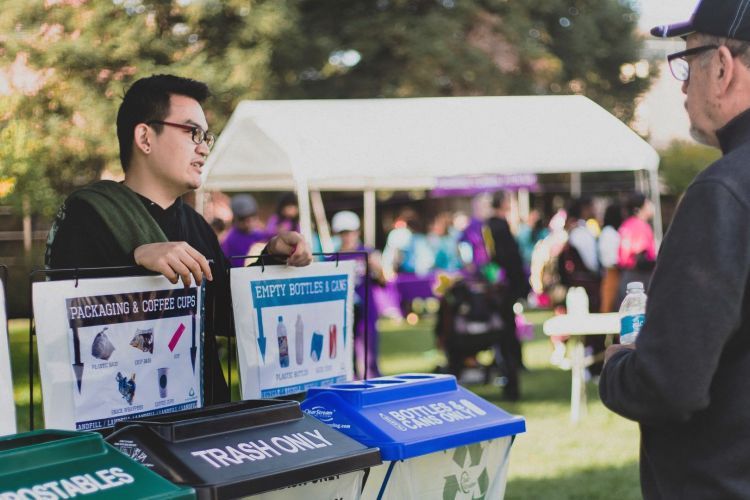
[
  {"x1": 600, "y1": 1, "x2": 750, "y2": 497},
  {"x1": 46, "y1": 74, "x2": 312, "y2": 404}
]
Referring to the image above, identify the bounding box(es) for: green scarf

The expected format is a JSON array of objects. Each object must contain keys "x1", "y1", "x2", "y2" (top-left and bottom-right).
[{"x1": 45, "y1": 180, "x2": 168, "y2": 266}]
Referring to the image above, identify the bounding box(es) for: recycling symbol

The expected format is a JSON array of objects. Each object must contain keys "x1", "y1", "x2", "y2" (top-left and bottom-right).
[{"x1": 442, "y1": 442, "x2": 489, "y2": 500}]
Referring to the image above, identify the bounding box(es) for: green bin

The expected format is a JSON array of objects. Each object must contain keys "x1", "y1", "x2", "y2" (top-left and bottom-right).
[{"x1": 0, "y1": 429, "x2": 195, "y2": 499}]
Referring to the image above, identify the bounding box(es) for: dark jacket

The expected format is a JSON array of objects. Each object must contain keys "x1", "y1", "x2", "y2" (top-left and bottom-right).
[
  {"x1": 600, "y1": 108, "x2": 750, "y2": 499},
  {"x1": 486, "y1": 216, "x2": 529, "y2": 303}
]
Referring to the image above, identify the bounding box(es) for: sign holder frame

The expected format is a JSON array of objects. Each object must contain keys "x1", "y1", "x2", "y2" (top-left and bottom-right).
[
  {"x1": 0, "y1": 265, "x2": 13, "y2": 435},
  {"x1": 27, "y1": 262, "x2": 216, "y2": 431},
  {"x1": 228, "y1": 251, "x2": 372, "y2": 388}
]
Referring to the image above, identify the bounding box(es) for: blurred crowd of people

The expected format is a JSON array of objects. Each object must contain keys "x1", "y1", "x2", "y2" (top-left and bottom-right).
[
  {"x1": 538, "y1": 193, "x2": 657, "y2": 377},
  {"x1": 215, "y1": 189, "x2": 657, "y2": 396}
]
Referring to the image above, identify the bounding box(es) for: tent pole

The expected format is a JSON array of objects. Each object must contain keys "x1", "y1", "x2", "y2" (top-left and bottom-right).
[
  {"x1": 518, "y1": 188, "x2": 530, "y2": 226},
  {"x1": 364, "y1": 189, "x2": 376, "y2": 249},
  {"x1": 570, "y1": 172, "x2": 581, "y2": 198},
  {"x1": 311, "y1": 190, "x2": 333, "y2": 253},
  {"x1": 296, "y1": 179, "x2": 313, "y2": 245},
  {"x1": 648, "y1": 169, "x2": 663, "y2": 245},
  {"x1": 518, "y1": 188, "x2": 530, "y2": 220}
]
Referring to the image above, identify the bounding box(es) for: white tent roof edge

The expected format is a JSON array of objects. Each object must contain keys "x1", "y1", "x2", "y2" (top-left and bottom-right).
[{"x1": 200, "y1": 95, "x2": 662, "y2": 243}]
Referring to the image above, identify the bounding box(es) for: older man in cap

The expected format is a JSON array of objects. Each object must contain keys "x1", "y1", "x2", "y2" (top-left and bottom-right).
[{"x1": 600, "y1": 1, "x2": 750, "y2": 497}]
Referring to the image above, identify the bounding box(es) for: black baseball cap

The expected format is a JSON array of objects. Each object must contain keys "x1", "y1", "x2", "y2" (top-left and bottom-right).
[{"x1": 651, "y1": 0, "x2": 750, "y2": 41}]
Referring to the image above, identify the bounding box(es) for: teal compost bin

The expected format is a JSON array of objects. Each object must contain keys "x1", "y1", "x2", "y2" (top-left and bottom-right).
[
  {"x1": 301, "y1": 373, "x2": 525, "y2": 500},
  {"x1": 0, "y1": 429, "x2": 195, "y2": 499}
]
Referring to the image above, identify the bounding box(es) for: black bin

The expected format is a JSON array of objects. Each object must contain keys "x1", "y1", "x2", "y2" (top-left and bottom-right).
[{"x1": 106, "y1": 399, "x2": 381, "y2": 499}]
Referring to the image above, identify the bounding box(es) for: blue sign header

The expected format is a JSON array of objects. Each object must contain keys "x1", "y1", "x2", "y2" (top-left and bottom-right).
[{"x1": 251, "y1": 275, "x2": 349, "y2": 309}]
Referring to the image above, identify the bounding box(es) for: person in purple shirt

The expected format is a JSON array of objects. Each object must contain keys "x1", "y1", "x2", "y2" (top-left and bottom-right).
[
  {"x1": 332, "y1": 210, "x2": 385, "y2": 379},
  {"x1": 221, "y1": 194, "x2": 270, "y2": 267},
  {"x1": 266, "y1": 192, "x2": 300, "y2": 235},
  {"x1": 459, "y1": 193, "x2": 493, "y2": 271}
]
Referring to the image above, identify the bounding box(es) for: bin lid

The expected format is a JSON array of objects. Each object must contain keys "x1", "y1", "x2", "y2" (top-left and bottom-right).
[
  {"x1": 301, "y1": 373, "x2": 526, "y2": 460},
  {"x1": 0, "y1": 429, "x2": 194, "y2": 499},
  {"x1": 106, "y1": 399, "x2": 381, "y2": 498}
]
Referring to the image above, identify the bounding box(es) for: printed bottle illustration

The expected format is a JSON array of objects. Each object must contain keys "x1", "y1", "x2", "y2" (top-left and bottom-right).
[
  {"x1": 310, "y1": 332, "x2": 324, "y2": 362},
  {"x1": 328, "y1": 323, "x2": 337, "y2": 359},
  {"x1": 295, "y1": 314, "x2": 304, "y2": 365},
  {"x1": 277, "y1": 316, "x2": 290, "y2": 368}
]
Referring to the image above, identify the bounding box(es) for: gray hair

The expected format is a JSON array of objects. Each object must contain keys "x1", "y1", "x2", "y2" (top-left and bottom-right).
[{"x1": 698, "y1": 34, "x2": 750, "y2": 68}]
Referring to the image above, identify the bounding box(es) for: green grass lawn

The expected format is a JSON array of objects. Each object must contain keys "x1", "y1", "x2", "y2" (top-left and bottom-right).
[
  {"x1": 376, "y1": 310, "x2": 641, "y2": 500},
  {"x1": 8, "y1": 311, "x2": 641, "y2": 498}
]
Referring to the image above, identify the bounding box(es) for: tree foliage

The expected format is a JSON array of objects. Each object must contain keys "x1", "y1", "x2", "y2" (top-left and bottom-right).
[
  {"x1": 659, "y1": 140, "x2": 720, "y2": 196},
  {"x1": 0, "y1": 0, "x2": 653, "y2": 217},
  {"x1": 272, "y1": 0, "x2": 652, "y2": 121},
  {"x1": 0, "y1": 0, "x2": 297, "y2": 216}
]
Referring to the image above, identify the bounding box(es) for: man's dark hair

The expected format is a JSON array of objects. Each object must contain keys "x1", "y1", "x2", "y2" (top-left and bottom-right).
[{"x1": 116, "y1": 74, "x2": 210, "y2": 171}]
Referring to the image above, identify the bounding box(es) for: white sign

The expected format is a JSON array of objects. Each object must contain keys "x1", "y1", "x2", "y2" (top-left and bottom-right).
[
  {"x1": 0, "y1": 280, "x2": 16, "y2": 436},
  {"x1": 364, "y1": 438, "x2": 513, "y2": 500},
  {"x1": 33, "y1": 276, "x2": 204, "y2": 431},
  {"x1": 231, "y1": 262, "x2": 355, "y2": 399}
]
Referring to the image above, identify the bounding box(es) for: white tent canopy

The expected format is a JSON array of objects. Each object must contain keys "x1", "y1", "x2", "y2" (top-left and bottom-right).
[{"x1": 202, "y1": 95, "x2": 661, "y2": 244}]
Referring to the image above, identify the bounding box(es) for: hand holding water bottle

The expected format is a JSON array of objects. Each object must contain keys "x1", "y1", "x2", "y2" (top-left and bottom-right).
[
  {"x1": 619, "y1": 282, "x2": 647, "y2": 345},
  {"x1": 604, "y1": 282, "x2": 646, "y2": 365}
]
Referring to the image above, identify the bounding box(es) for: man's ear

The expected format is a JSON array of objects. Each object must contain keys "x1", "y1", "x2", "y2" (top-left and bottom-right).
[
  {"x1": 134, "y1": 123, "x2": 151, "y2": 154},
  {"x1": 715, "y1": 45, "x2": 736, "y2": 94}
]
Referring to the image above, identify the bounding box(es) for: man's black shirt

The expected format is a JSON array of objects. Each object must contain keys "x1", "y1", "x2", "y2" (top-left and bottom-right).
[{"x1": 48, "y1": 192, "x2": 231, "y2": 404}]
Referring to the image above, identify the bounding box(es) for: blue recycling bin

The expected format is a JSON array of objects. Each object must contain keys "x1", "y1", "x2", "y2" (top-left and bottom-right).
[{"x1": 301, "y1": 373, "x2": 525, "y2": 499}]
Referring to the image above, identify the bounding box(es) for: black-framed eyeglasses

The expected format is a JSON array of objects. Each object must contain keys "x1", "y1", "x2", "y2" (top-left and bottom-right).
[
  {"x1": 667, "y1": 45, "x2": 720, "y2": 81},
  {"x1": 147, "y1": 120, "x2": 215, "y2": 149}
]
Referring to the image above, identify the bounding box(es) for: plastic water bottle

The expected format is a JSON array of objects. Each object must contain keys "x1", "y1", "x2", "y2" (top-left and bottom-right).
[
  {"x1": 277, "y1": 316, "x2": 289, "y2": 368},
  {"x1": 295, "y1": 314, "x2": 304, "y2": 365},
  {"x1": 619, "y1": 282, "x2": 647, "y2": 344}
]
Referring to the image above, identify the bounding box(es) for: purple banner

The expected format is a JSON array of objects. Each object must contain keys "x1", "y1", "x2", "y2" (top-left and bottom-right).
[{"x1": 432, "y1": 174, "x2": 538, "y2": 196}]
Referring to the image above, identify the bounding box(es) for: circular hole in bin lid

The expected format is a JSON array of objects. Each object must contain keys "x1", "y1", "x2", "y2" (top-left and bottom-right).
[
  {"x1": 394, "y1": 374, "x2": 435, "y2": 379},
  {"x1": 331, "y1": 383, "x2": 376, "y2": 389},
  {"x1": 367, "y1": 379, "x2": 406, "y2": 384}
]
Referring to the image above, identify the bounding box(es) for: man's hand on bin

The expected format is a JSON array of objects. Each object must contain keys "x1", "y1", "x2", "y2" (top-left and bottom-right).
[
  {"x1": 134, "y1": 242, "x2": 213, "y2": 287},
  {"x1": 267, "y1": 232, "x2": 313, "y2": 267},
  {"x1": 604, "y1": 343, "x2": 636, "y2": 366}
]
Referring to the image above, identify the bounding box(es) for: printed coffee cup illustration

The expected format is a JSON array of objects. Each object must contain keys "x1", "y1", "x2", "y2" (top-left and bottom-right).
[
  {"x1": 158, "y1": 367, "x2": 168, "y2": 398},
  {"x1": 91, "y1": 327, "x2": 115, "y2": 361}
]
